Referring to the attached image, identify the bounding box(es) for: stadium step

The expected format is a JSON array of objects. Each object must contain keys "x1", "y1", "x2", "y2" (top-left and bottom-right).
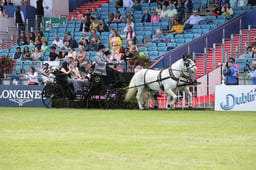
[{"x1": 195, "y1": 28, "x2": 256, "y2": 79}]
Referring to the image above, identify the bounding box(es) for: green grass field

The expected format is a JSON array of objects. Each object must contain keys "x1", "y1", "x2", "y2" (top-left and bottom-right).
[{"x1": 0, "y1": 108, "x2": 255, "y2": 170}]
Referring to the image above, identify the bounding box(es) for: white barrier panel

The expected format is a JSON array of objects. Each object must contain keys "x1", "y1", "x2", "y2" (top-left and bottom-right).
[{"x1": 215, "y1": 85, "x2": 256, "y2": 111}]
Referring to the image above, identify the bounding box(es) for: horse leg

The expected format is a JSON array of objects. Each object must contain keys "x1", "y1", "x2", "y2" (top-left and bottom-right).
[
  {"x1": 184, "y1": 86, "x2": 193, "y2": 108},
  {"x1": 165, "y1": 89, "x2": 177, "y2": 110},
  {"x1": 136, "y1": 87, "x2": 145, "y2": 110}
]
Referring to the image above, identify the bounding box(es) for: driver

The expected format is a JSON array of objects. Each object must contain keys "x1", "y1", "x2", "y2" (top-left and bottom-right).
[{"x1": 94, "y1": 44, "x2": 116, "y2": 85}]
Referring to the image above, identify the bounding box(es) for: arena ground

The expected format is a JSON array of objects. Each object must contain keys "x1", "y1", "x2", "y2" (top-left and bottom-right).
[{"x1": 0, "y1": 108, "x2": 255, "y2": 170}]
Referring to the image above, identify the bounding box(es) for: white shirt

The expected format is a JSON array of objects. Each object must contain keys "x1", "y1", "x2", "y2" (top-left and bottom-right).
[
  {"x1": 184, "y1": 15, "x2": 205, "y2": 25},
  {"x1": 160, "y1": 10, "x2": 168, "y2": 19},
  {"x1": 52, "y1": 39, "x2": 64, "y2": 48},
  {"x1": 27, "y1": 72, "x2": 39, "y2": 83},
  {"x1": 123, "y1": 0, "x2": 134, "y2": 8}
]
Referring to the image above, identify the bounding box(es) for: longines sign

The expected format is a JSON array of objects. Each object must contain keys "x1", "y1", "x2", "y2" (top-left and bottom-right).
[
  {"x1": 215, "y1": 85, "x2": 256, "y2": 111},
  {"x1": 0, "y1": 85, "x2": 44, "y2": 107}
]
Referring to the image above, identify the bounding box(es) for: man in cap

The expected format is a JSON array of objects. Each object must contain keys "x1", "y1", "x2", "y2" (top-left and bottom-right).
[
  {"x1": 248, "y1": 61, "x2": 256, "y2": 85},
  {"x1": 223, "y1": 58, "x2": 238, "y2": 85},
  {"x1": 94, "y1": 45, "x2": 115, "y2": 85},
  {"x1": 229, "y1": 57, "x2": 239, "y2": 85}
]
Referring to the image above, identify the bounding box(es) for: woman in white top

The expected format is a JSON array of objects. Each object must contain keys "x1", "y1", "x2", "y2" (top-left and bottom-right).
[
  {"x1": 26, "y1": 66, "x2": 39, "y2": 85},
  {"x1": 31, "y1": 46, "x2": 42, "y2": 61},
  {"x1": 123, "y1": 18, "x2": 134, "y2": 33},
  {"x1": 67, "y1": 47, "x2": 77, "y2": 60},
  {"x1": 222, "y1": 2, "x2": 234, "y2": 19},
  {"x1": 160, "y1": 5, "x2": 168, "y2": 19}
]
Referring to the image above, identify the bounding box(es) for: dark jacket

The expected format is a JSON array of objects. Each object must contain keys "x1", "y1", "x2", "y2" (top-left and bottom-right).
[
  {"x1": 68, "y1": 39, "x2": 78, "y2": 48},
  {"x1": 141, "y1": 14, "x2": 151, "y2": 23},
  {"x1": 80, "y1": 21, "x2": 90, "y2": 32}
]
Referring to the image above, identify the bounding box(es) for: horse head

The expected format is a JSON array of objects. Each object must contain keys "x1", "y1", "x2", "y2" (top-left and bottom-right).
[{"x1": 182, "y1": 54, "x2": 197, "y2": 74}]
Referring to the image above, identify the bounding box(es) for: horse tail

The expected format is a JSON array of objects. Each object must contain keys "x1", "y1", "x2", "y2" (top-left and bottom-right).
[{"x1": 124, "y1": 75, "x2": 137, "y2": 102}]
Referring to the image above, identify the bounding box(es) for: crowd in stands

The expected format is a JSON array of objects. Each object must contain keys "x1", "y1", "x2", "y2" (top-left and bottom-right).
[{"x1": 1, "y1": 0, "x2": 256, "y2": 85}]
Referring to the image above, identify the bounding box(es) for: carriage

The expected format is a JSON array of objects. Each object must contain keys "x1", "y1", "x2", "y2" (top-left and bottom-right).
[{"x1": 41, "y1": 68, "x2": 134, "y2": 109}]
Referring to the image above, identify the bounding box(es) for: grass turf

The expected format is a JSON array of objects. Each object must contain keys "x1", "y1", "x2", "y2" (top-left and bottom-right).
[{"x1": 0, "y1": 108, "x2": 255, "y2": 170}]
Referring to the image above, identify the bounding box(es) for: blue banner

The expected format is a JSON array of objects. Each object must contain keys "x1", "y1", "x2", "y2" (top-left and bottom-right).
[{"x1": 0, "y1": 85, "x2": 45, "y2": 107}]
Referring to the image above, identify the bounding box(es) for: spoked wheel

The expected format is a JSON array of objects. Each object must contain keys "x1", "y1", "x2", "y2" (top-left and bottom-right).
[
  {"x1": 98, "y1": 89, "x2": 118, "y2": 109},
  {"x1": 41, "y1": 83, "x2": 65, "y2": 108}
]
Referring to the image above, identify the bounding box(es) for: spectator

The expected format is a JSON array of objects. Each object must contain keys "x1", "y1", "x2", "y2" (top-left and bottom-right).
[
  {"x1": 80, "y1": 17, "x2": 90, "y2": 32},
  {"x1": 115, "y1": 0, "x2": 123, "y2": 9},
  {"x1": 52, "y1": 35, "x2": 64, "y2": 48},
  {"x1": 37, "y1": 63, "x2": 51, "y2": 84},
  {"x1": 170, "y1": 19, "x2": 183, "y2": 34},
  {"x1": 109, "y1": 29, "x2": 122, "y2": 59},
  {"x1": 36, "y1": 0, "x2": 44, "y2": 17},
  {"x1": 89, "y1": 29, "x2": 100, "y2": 44},
  {"x1": 26, "y1": 66, "x2": 39, "y2": 85},
  {"x1": 13, "y1": 47, "x2": 22, "y2": 60},
  {"x1": 87, "y1": 38, "x2": 99, "y2": 52},
  {"x1": 40, "y1": 41, "x2": 48, "y2": 53},
  {"x1": 176, "y1": 0, "x2": 185, "y2": 21},
  {"x1": 126, "y1": 26, "x2": 136, "y2": 45},
  {"x1": 113, "y1": 11, "x2": 123, "y2": 24},
  {"x1": 223, "y1": 58, "x2": 238, "y2": 85},
  {"x1": 79, "y1": 32, "x2": 88, "y2": 46},
  {"x1": 120, "y1": 30, "x2": 126, "y2": 40},
  {"x1": 35, "y1": 30, "x2": 46, "y2": 46},
  {"x1": 14, "y1": 6, "x2": 25, "y2": 33},
  {"x1": 23, "y1": 0, "x2": 31, "y2": 6},
  {"x1": 123, "y1": 0, "x2": 134, "y2": 9},
  {"x1": 124, "y1": 11, "x2": 134, "y2": 22},
  {"x1": 27, "y1": 31, "x2": 36, "y2": 45},
  {"x1": 4, "y1": 0, "x2": 14, "y2": 5},
  {"x1": 57, "y1": 46, "x2": 68, "y2": 60},
  {"x1": 163, "y1": 0, "x2": 169, "y2": 7},
  {"x1": 67, "y1": 47, "x2": 77, "y2": 60},
  {"x1": 248, "y1": 61, "x2": 256, "y2": 85},
  {"x1": 70, "y1": 59, "x2": 82, "y2": 79},
  {"x1": 160, "y1": 5, "x2": 168, "y2": 19},
  {"x1": 98, "y1": 19, "x2": 109, "y2": 33},
  {"x1": 184, "y1": 0, "x2": 193, "y2": 13},
  {"x1": 245, "y1": 46, "x2": 253, "y2": 58},
  {"x1": 74, "y1": 10, "x2": 83, "y2": 21},
  {"x1": 108, "y1": 12, "x2": 115, "y2": 25},
  {"x1": 123, "y1": 18, "x2": 134, "y2": 32},
  {"x1": 132, "y1": 0, "x2": 142, "y2": 10},
  {"x1": 114, "y1": 63, "x2": 123, "y2": 72},
  {"x1": 31, "y1": 46, "x2": 42, "y2": 61},
  {"x1": 77, "y1": 45, "x2": 88, "y2": 68},
  {"x1": 252, "y1": 42, "x2": 256, "y2": 58},
  {"x1": 48, "y1": 46, "x2": 59, "y2": 61},
  {"x1": 211, "y1": 3, "x2": 222, "y2": 17},
  {"x1": 153, "y1": 29, "x2": 165, "y2": 44},
  {"x1": 127, "y1": 41, "x2": 139, "y2": 54},
  {"x1": 2, "y1": 9, "x2": 8, "y2": 17},
  {"x1": 166, "y1": 3, "x2": 177, "y2": 22},
  {"x1": 22, "y1": 46, "x2": 31, "y2": 60},
  {"x1": 63, "y1": 31, "x2": 71, "y2": 44},
  {"x1": 219, "y1": 0, "x2": 228, "y2": 7},
  {"x1": 229, "y1": 57, "x2": 239, "y2": 85},
  {"x1": 67, "y1": 35, "x2": 78, "y2": 49},
  {"x1": 184, "y1": 10, "x2": 206, "y2": 30},
  {"x1": 0, "y1": 5, "x2": 3, "y2": 17},
  {"x1": 91, "y1": 7, "x2": 100, "y2": 19},
  {"x1": 141, "y1": 9, "x2": 151, "y2": 24},
  {"x1": 17, "y1": 31, "x2": 28, "y2": 46},
  {"x1": 222, "y1": 2, "x2": 234, "y2": 19},
  {"x1": 156, "y1": 3, "x2": 162, "y2": 16},
  {"x1": 89, "y1": 18, "x2": 99, "y2": 32}
]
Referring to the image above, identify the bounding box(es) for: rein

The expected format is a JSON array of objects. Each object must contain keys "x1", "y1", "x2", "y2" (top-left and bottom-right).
[{"x1": 122, "y1": 66, "x2": 192, "y2": 90}]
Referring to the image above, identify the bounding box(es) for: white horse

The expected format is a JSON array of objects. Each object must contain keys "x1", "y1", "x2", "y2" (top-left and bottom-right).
[{"x1": 124, "y1": 55, "x2": 197, "y2": 110}]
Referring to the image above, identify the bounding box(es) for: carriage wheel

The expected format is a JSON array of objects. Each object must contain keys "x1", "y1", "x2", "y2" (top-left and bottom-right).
[
  {"x1": 98, "y1": 89, "x2": 117, "y2": 109},
  {"x1": 41, "y1": 83, "x2": 65, "y2": 108}
]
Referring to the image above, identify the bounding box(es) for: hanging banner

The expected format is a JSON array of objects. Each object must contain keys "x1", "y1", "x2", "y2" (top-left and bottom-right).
[
  {"x1": 43, "y1": 16, "x2": 67, "y2": 32},
  {"x1": 0, "y1": 85, "x2": 45, "y2": 107},
  {"x1": 215, "y1": 85, "x2": 256, "y2": 111}
]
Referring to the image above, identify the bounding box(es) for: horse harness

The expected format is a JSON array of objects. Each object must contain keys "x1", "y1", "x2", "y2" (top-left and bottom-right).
[{"x1": 143, "y1": 67, "x2": 191, "y2": 92}]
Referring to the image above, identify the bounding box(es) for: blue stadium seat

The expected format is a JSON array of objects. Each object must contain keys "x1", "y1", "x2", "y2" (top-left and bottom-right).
[
  {"x1": 165, "y1": 34, "x2": 174, "y2": 41},
  {"x1": 148, "y1": 42, "x2": 156, "y2": 48},
  {"x1": 158, "y1": 47, "x2": 167, "y2": 52},
  {"x1": 135, "y1": 27, "x2": 144, "y2": 31},
  {"x1": 148, "y1": 51, "x2": 158, "y2": 58},
  {"x1": 184, "y1": 33, "x2": 194, "y2": 39},
  {"x1": 136, "y1": 35, "x2": 144, "y2": 44},
  {"x1": 144, "y1": 31, "x2": 152, "y2": 39},
  {"x1": 157, "y1": 43, "x2": 166, "y2": 47},
  {"x1": 139, "y1": 47, "x2": 147, "y2": 52},
  {"x1": 15, "y1": 61, "x2": 23, "y2": 74},
  {"x1": 167, "y1": 42, "x2": 176, "y2": 49},
  {"x1": 23, "y1": 60, "x2": 32, "y2": 73},
  {"x1": 148, "y1": 46, "x2": 157, "y2": 51},
  {"x1": 175, "y1": 34, "x2": 183, "y2": 39}
]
